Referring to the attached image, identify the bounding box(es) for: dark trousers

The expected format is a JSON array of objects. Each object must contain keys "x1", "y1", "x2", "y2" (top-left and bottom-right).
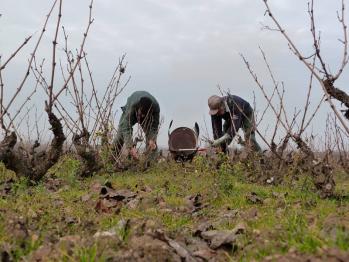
[{"x1": 221, "y1": 110, "x2": 261, "y2": 153}]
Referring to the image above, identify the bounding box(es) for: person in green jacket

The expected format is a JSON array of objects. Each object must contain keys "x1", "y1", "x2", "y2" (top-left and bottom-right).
[{"x1": 113, "y1": 91, "x2": 160, "y2": 160}]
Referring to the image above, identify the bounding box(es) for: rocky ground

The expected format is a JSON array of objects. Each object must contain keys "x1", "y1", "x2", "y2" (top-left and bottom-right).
[{"x1": 0, "y1": 156, "x2": 348, "y2": 261}]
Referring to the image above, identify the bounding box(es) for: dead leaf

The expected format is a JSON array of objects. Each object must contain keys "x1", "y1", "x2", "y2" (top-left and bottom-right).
[
  {"x1": 94, "y1": 229, "x2": 116, "y2": 238},
  {"x1": 242, "y1": 207, "x2": 258, "y2": 220},
  {"x1": 90, "y1": 181, "x2": 102, "y2": 193},
  {"x1": 45, "y1": 178, "x2": 64, "y2": 192},
  {"x1": 140, "y1": 185, "x2": 152, "y2": 192},
  {"x1": 222, "y1": 210, "x2": 239, "y2": 219},
  {"x1": 30, "y1": 244, "x2": 53, "y2": 261},
  {"x1": 246, "y1": 192, "x2": 264, "y2": 204},
  {"x1": 154, "y1": 229, "x2": 196, "y2": 262},
  {"x1": 201, "y1": 230, "x2": 237, "y2": 249},
  {"x1": 27, "y1": 208, "x2": 38, "y2": 219},
  {"x1": 185, "y1": 193, "x2": 207, "y2": 214},
  {"x1": 64, "y1": 216, "x2": 77, "y2": 225},
  {"x1": 192, "y1": 249, "x2": 216, "y2": 261},
  {"x1": 81, "y1": 194, "x2": 91, "y2": 202},
  {"x1": 214, "y1": 210, "x2": 239, "y2": 225},
  {"x1": 0, "y1": 178, "x2": 14, "y2": 197},
  {"x1": 272, "y1": 191, "x2": 288, "y2": 199},
  {"x1": 326, "y1": 248, "x2": 349, "y2": 261},
  {"x1": 155, "y1": 196, "x2": 167, "y2": 208},
  {"x1": 107, "y1": 189, "x2": 137, "y2": 201},
  {"x1": 94, "y1": 219, "x2": 130, "y2": 241},
  {"x1": 100, "y1": 186, "x2": 137, "y2": 202},
  {"x1": 95, "y1": 198, "x2": 121, "y2": 214},
  {"x1": 123, "y1": 235, "x2": 182, "y2": 261},
  {"x1": 233, "y1": 223, "x2": 246, "y2": 234},
  {"x1": 96, "y1": 186, "x2": 137, "y2": 213},
  {"x1": 126, "y1": 198, "x2": 140, "y2": 209},
  {"x1": 194, "y1": 221, "x2": 214, "y2": 237},
  {"x1": 10, "y1": 218, "x2": 29, "y2": 240},
  {"x1": 200, "y1": 223, "x2": 246, "y2": 249},
  {"x1": 57, "y1": 235, "x2": 82, "y2": 255}
]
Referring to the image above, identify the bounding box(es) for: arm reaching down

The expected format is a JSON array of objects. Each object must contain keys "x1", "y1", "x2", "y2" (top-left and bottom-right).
[{"x1": 211, "y1": 133, "x2": 232, "y2": 147}]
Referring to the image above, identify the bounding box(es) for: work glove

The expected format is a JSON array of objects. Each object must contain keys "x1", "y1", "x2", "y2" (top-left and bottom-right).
[{"x1": 211, "y1": 133, "x2": 231, "y2": 147}]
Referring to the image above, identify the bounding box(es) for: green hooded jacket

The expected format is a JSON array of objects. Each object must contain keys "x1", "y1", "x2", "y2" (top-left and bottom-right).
[{"x1": 117, "y1": 91, "x2": 160, "y2": 148}]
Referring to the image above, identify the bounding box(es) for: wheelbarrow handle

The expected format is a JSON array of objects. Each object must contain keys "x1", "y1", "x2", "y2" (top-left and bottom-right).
[
  {"x1": 175, "y1": 148, "x2": 207, "y2": 152},
  {"x1": 168, "y1": 120, "x2": 173, "y2": 137},
  {"x1": 194, "y1": 122, "x2": 200, "y2": 137}
]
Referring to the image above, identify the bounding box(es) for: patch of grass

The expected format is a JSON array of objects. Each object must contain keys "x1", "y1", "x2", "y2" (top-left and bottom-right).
[
  {"x1": 0, "y1": 218, "x2": 5, "y2": 243},
  {"x1": 9, "y1": 177, "x2": 30, "y2": 194},
  {"x1": 0, "y1": 156, "x2": 348, "y2": 261},
  {"x1": 11, "y1": 236, "x2": 43, "y2": 261},
  {"x1": 75, "y1": 244, "x2": 98, "y2": 262},
  {"x1": 48, "y1": 155, "x2": 82, "y2": 185},
  {"x1": 331, "y1": 227, "x2": 349, "y2": 251},
  {"x1": 283, "y1": 210, "x2": 322, "y2": 253},
  {"x1": 164, "y1": 195, "x2": 186, "y2": 208},
  {"x1": 0, "y1": 162, "x2": 17, "y2": 182},
  {"x1": 161, "y1": 212, "x2": 192, "y2": 232}
]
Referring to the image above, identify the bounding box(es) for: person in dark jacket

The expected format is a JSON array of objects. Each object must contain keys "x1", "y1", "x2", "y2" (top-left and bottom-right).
[
  {"x1": 113, "y1": 91, "x2": 160, "y2": 159},
  {"x1": 208, "y1": 94, "x2": 261, "y2": 153}
]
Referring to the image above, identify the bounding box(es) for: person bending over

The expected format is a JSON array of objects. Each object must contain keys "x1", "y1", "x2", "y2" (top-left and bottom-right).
[
  {"x1": 113, "y1": 91, "x2": 160, "y2": 159},
  {"x1": 208, "y1": 94, "x2": 261, "y2": 153}
]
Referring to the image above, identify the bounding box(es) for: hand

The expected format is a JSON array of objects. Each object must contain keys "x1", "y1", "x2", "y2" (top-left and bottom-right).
[
  {"x1": 148, "y1": 139, "x2": 157, "y2": 151},
  {"x1": 129, "y1": 147, "x2": 139, "y2": 160},
  {"x1": 211, "y1": 139, "x2": 220, "y2": 147},
  {"x1": 210, "y1": 139, "x2": 222, "y2": 147},
  {"x1": 211, "y1": 133, "x2": 231, "y2": 147}
]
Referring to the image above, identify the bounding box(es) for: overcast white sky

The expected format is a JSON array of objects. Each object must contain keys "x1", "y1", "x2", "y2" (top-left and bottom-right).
[{"x1": 1, "y1": 0, "x2": 348, "y2": 147}]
